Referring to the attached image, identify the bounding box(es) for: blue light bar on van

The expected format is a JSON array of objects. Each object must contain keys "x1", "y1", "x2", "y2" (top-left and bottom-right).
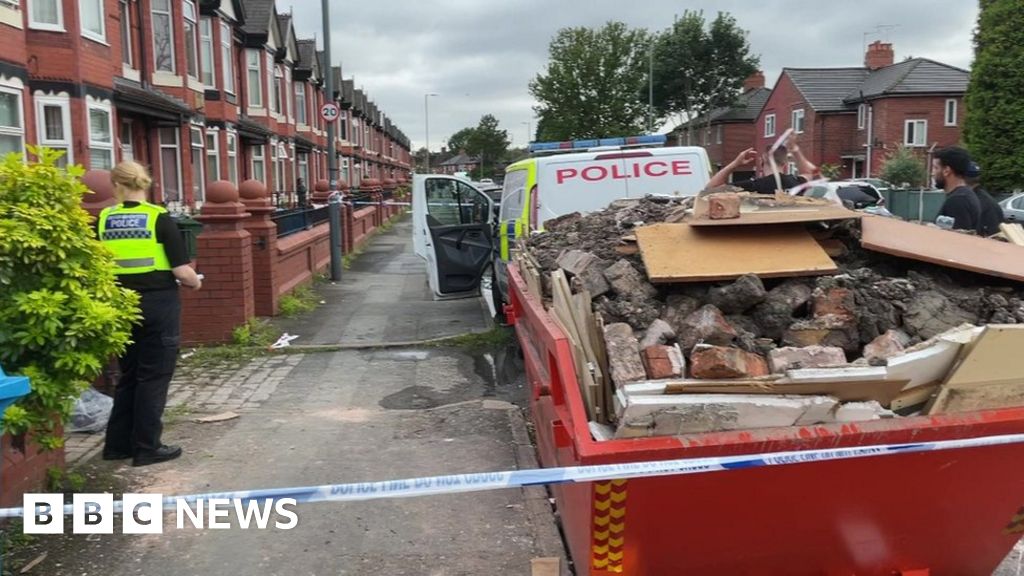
[{"x1": 528, "y1": 134, "x2": 666, "y2": 153}]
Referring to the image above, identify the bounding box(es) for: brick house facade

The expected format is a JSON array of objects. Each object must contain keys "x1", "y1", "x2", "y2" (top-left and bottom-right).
[
  {"x1": 0, "y1": 0, "x2": 412, "y2": 211},
  {"x1": 753, "y1": 42, "x2": 968, "y2": 181}
]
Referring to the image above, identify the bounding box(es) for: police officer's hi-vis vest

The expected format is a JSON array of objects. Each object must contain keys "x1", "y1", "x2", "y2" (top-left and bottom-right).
[{"x1": 98, "y1": 203, "x2": 172, "y2": 275}]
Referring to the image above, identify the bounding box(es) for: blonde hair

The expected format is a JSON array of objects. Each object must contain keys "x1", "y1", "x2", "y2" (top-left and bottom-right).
[{"x1": 111, "y1": 161, "x2": 153, "y2": 195}]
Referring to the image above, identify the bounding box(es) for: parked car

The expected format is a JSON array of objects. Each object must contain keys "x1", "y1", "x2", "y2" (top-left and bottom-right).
[
  {"x1": 799, "y1": 181, "x2": 885, "y2": 209},
  {"x1": 856, "y1": 178, "x2": 893, "y2": 191},
  {"x1": 1000, "y1": 192, "x2": 1024, "y2": 223}
]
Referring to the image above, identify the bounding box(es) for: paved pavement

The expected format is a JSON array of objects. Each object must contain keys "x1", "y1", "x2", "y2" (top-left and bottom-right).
[
  {"x1": 275, "y1": 216, "x2": 491, "y2": 346},
  {"x1": 37, "y1": 216, "x2": 569, "y2": 576}
]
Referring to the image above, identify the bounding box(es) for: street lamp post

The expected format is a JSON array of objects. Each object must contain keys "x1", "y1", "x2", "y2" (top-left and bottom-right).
[
  {"x1": 322, "y1": 0, "x2": 342, "y2": 281},
  {"x1": 424, "y1": 93, "x2": 438, "y2": 173}
]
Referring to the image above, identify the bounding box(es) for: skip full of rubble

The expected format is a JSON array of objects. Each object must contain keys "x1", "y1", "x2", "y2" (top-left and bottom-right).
[{"x1": 523, "y1": 196, "x2": 1024, "y2": 439}]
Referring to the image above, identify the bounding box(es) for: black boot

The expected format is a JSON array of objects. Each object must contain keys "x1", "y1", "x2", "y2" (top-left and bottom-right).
[{"x1": 133, "y1": 444, "x2": 182, "y2": 467}]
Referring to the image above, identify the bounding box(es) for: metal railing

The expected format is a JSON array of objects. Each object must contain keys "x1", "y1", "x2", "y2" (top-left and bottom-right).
[{"x1": 272, "y1": 205, "x2": 331, "y2": 238}]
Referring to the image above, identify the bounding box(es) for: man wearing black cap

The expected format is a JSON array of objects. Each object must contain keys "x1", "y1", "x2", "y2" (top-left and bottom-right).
[
  {"x1": 933, "y1": 147, "x2": 982, "y2": 233},
  {"x1": 966, "y1": 161, "x2": 1003, "y2": 237}
]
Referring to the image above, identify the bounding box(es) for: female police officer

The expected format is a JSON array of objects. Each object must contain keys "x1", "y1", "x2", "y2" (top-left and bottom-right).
[{"x1": 99, "y1": 161, "x2": 201, "y2": 466}]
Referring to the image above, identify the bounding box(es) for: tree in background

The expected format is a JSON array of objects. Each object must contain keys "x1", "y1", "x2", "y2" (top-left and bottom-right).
[
  {"x1": 446, "y1": 127, "x2": 476, "y2": 154},
  {"x1": 651, "y1": 11, "x2": 759, "y2": 144},
  {"x1": 881, "y1": 145, "x2": 927, "y2": 189},
  {"x1": 965, "y1": 0, "x2": 1024, "y2": 192},
  {"x1": 530, "y1": 22, "x2": 652, "y2": 140},
  {"x1": 466, "y1": 115, "x2": 511, "y2": 178}
]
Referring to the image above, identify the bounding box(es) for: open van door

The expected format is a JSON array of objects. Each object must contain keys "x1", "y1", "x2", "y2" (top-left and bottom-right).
[{"x1": 412, "y1": 174, "x2": 494, "y2": 299}]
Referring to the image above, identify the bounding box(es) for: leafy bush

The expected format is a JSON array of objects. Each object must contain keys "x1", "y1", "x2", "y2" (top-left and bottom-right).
[
  {"x1": 0, "y1": 148, "x2": 139, "y2": 448},
  {"x1": 881, "y1": 145, "x2": 927, "y2": 189},
  {"x1": 819, "y1": 163, "x2": 842, "y2": 180}
]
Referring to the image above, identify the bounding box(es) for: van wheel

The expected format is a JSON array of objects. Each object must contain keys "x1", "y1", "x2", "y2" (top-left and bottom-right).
[{"x1": 491, "y1": 267, "x2": 507, "y2": 325}]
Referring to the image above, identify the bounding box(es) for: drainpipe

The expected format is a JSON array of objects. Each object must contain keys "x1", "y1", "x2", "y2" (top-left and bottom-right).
[{"x1": 865, "y1": 102, "x2": 874, "y2": 178}]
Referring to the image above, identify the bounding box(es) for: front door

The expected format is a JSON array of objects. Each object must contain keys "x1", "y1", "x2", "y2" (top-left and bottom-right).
[{"x1": 412, "y1": 175, "x2": 494, "y2": 298}]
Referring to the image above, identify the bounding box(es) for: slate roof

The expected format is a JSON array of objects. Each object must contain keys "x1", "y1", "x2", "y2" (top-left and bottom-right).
[
  {"x1": 785, "y1": 58, "x2": 969, "y2": 112},
  {"x1": 784, "y1": 68, "x2": 870, "y2": 112},
  {"x1": 296, "y1": 40, "x2": 316, "y2": 71},
  {"x1": 276, "y1": 14, "x2": 291, "y2": 39},
  {"x1": 241, "y1": 0, "x2": 273, "y2": 35}
]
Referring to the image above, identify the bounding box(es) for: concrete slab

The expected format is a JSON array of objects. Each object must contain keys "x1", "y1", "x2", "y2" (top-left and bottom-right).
[{"x1": 275, "y1": 217, "x2": 490, "y2": 346}]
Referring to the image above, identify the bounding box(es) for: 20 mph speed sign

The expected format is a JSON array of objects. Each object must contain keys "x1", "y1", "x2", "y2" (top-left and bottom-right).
[{"x1": 320, "y1": 102, "x2": 340, "y2": 123}]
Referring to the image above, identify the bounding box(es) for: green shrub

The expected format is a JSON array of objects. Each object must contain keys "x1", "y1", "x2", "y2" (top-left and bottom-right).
[
  {"x1": 0, "y1": 148, "x2": 139, "y2": 448},
  {"x1": 278, "y1": 283, "x2": 318, "y2": 317},
  {"x1": 231, "y1": 318, "x2": 277, "y2": 347},
  {"x1": 881, "y1": 145, "x2": 927, "y2": 189}
]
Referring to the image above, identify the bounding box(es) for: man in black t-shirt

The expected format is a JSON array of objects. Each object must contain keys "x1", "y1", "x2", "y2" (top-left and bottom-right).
[
  {"x1": 934, "y1": 147, "x2": 982, "y2": 233},
  {"x1": 704, "y1": 139, "x2": 817, "y2": 194}
]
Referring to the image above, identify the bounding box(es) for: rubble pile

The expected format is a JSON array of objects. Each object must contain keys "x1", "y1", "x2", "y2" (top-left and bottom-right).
[{"x1": 523, "y1": 197, "x2": 1024, "y2": 437}]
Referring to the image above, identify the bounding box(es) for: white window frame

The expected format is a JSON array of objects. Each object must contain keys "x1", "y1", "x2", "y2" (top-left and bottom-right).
[
  {"x1": 246, "y1": 50, "x2": 263, "y2": 108},
  {"x1": 205, "y1": 128, "x2": 220, "y2": 181},
  {"x1": 904, "y1": 119, "x2": 928, "y2": 147},
  {"x1": 225, "y1": 130, "x2": 238, "y2": 184},
  {"x1": 284, "y1": 68, "x2": 292, "y2": 121},
  {"x1": 199, "y1": 17, "x2": 215, "y2": 88},
  {"x1": 29, "y1": 0, "x2": 64, "y2": 32},
  {"x1": 79, "y1": 0, "x2": 106, "y2": 43},
  {"x1": 297, "y1": 152, "x2": 309, "y2": 187},
  {"x1": 119, "y1": 0, "x2": 133, "y2": 68},
  {"x1": 190, "y1": 126, "x2": 205, "y2": 204},
  {"x1": 251, "y1": 144, "x2": 265, "y2": 183},
  {"x1": 791, "y1": 108, "x2": 805, "y2": 134},
  {"x1": 86, "y1": 100, "x2": 115, "y2": 170},
  {"x1": 158, "y1": 127, "x2": 182, "y2": 205},
  {"x1": 764, "y1": 113, "x2": 775, "y2": 138},
  {"x1": 35, "y1": 94, "x2": 73, "y2": 165},
  {"x1": 945, "y1": 99, "x2": 957, "y2": 126},
  {"x1": 182, "y1": 0, "x2": 199, "y2": 82},
  {"x1": 857, "y1": 104, "x2": 866, "y2": 130},
  {"x1": 151, "y1": 0, "x2": 175, "y2": 74},
  {"x1": 0, "y1": 81, "x2": 25, "y2": 160},
  {"x1": 295, "y1": 81, "x2": 307, "y2": 125},
  {"x1": 220, "y1": 22, "x2": 235, "y2": 94},
  {"x1": 272, "y1": 64, "x2": 283, "y2": 116}
]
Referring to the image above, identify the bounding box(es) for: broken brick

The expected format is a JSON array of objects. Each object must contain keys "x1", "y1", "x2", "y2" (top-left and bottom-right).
[
  {"x1": 603, "y1": 322, "x2": 647, "y2": 386},
  {"x1": 690, "y1": 345, "x2": 769, "y2": 379},
  {"x1": 557, "y1": 250, "x2": 611, "y2": 297},
  {"x1": 709, "y1": 274, "x2": 767, "y2": 314},
  {"x1": 641, "y1": 345, "x2": 686, "y2": 379},
  {"x1": 813, "y1": 287, "x2": 857, "y2": 322},
  {"x1": 639, "y1": 319, "x2": 676, "y2": 349},
  {"x1": 678, "y1": 305, "x2": 738, "y2": 353},
  {"x1": 863, "y1": 329, "x2": 911, "y2": 363},
  {"x1": 783, "y1": 316, "x2": 860, "y2": 354},
  {"x1": 707, "y1": 192, "x2": 741, "y2": 220},
  {"x1": 603, "y1": 259, "x2": 658, "y2": 300},
  {"x1": 768, "y1": 346, "x2": 847, "y2": 374}
]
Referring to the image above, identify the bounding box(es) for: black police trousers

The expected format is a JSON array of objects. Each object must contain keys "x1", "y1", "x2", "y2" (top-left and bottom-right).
[{"x1": 104, "y1": 288, "x2": 180, "y2": 454}]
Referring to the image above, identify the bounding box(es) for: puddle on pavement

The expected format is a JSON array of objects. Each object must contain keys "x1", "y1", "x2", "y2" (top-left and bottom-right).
[{"x1": 377, "y1": 340, "x2": 526, "y2": 411}]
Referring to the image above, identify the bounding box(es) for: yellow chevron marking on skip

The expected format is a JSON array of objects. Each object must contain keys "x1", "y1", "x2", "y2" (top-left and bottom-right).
[
  {"x1": 611, "y1": 491, "x2": 627, "y2": 504},
  {"x1": 595, "y1": 499, "x2": 611, "y2": 512},
  {"x1": 610, "y1": 536, "x2": 624, "y2": 548},
  {"x1": 594, "y1": 515, "x2": 610, "y2": 527},
  {"x1": 608, "y1": 551, "x2": 624, "y2": 562},
  {"x1": 610, "y1": 508, "x2": 626, "y2": 519},
  {"x1": 593, "y1": 544, "x2": 609, "y2": 555},
  {"x1": 595, "y1": 483, "x2": 612, "y2": 495},
  {"x1": 612, "y1": 479, "x2": 627, "y2": 487},
  {"x1": 594, "y1": 529, "x2": 609, "y2": 541}
]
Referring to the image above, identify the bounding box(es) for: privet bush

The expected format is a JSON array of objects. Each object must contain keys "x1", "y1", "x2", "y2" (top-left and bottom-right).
[{"x1": 0, "y1": 148, "x2": 139, "y2": 448}]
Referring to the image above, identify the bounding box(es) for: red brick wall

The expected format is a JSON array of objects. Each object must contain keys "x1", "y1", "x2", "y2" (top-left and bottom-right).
[
  {"x1": 275, "y1": 226, "x2": 330, "y2": 296},
  {"x1": 869, "y1": 96, "x2": 964, "y2": 177},
  {"x1": 1, "y1": 433, "x2": 64, "y2": 508}
]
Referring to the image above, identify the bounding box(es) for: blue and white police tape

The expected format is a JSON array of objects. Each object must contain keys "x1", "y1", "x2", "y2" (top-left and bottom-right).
[
  {"x1": 3, "y1": 432, "x2": 1023, "y2": 518},
  {"x1": 350, "y1": 201, "x2": 412, "y2": 207}
]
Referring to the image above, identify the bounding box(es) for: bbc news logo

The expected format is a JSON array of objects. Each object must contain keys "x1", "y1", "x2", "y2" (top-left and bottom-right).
[{"x1": 23, "y1": 494, "x2": 298, "y2": 534}]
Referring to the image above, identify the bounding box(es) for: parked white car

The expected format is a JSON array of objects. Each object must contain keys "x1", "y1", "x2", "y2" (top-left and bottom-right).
[{"x1": 800, "y1": 180, "x2": 885, "y2": 209}]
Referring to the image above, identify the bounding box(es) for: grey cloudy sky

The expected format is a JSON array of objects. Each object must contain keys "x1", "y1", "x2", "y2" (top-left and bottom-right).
[{"x1": 282, "y1": 1, "x2": 978, "y2": 152}]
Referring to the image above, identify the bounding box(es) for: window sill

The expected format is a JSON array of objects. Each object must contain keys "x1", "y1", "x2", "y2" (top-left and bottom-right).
[
  {"x1": 82, "y1": 32, "x2": 109, "y2": 46},
  {"x1": 121, "y1": 65, "x2": 141, "y2": 82},
  {"x1": 28, "y1": 23, "x2": 66, "y2": 33},
  {"x1": 152, "y1": 73, "x2": 184, "y2": 88}
]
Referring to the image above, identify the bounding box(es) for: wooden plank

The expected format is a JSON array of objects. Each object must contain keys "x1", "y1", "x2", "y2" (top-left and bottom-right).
[
  {"x1": 928, "y1": 326, "x2": 1024, "y2": 414},
  {"x1": 531, "y1": 557, "x2": 561, "y2": 576},
  {"x1": 635, "y1": 223, "x2": 837, "y2": 283},
  {"x1": 861, "y1": 215, "x2": 1024, "y2": 282},
  {"x1": 690, "y1": 206, "x2": 861, "y2": 227},
  {"x1": 891, "y1": 383, "x2": 940, "y2": 411},
  {"x1": 627, "y1": 378, "x2": 907, "y2": 407},
  {"x1": 1000, "y1": 223, "x2": 1024, "y2": 246}
]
